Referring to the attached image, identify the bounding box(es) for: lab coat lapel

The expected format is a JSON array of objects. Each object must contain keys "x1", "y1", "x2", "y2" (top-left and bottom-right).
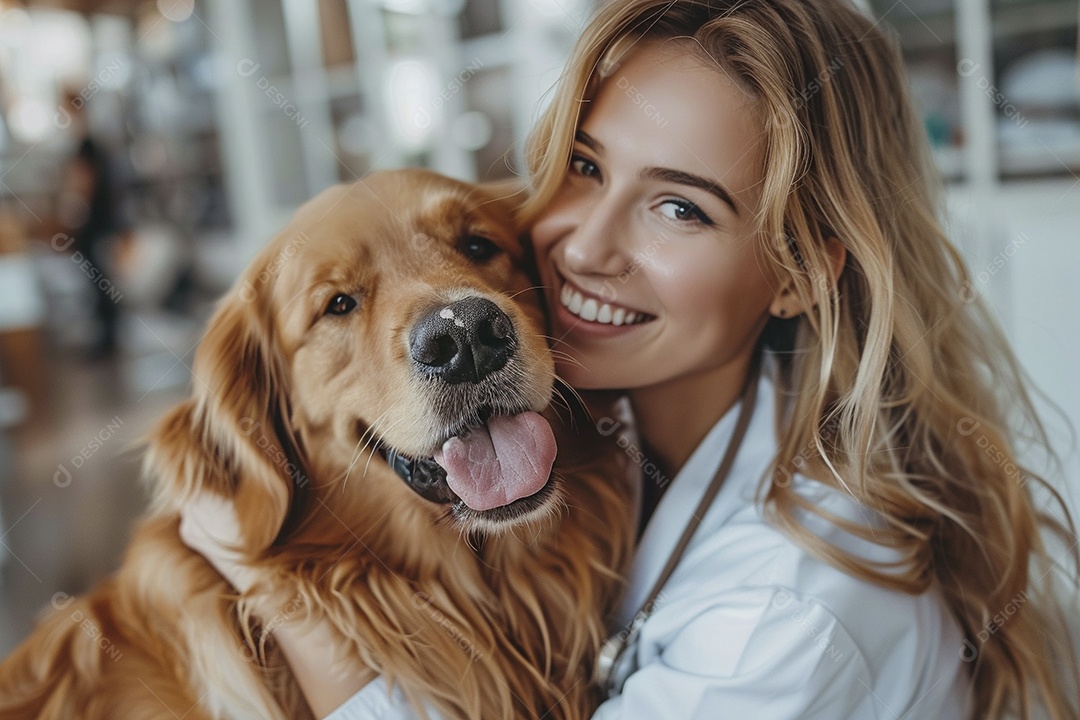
[{"x1": 615, "y1": 374, "x2": 775, "y2": 629}]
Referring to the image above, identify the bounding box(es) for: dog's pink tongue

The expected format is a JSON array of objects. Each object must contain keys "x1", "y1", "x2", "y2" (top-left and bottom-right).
[{"x1": 434, "y1": 412, "x2": 556, "y2": 511}]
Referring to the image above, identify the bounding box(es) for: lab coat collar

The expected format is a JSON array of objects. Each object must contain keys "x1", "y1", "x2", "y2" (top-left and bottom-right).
[{"x1": 615, "y1": 369, "x2": 778, "y2": 629}]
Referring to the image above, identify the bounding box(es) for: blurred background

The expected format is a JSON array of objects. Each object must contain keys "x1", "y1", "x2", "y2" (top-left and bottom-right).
[{"x1": 0, "y1": 0, "x2": 1077, "y2": 656}]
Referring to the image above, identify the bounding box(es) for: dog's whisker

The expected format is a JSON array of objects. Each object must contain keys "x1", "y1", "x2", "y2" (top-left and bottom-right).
[
  {"x1": 505, "y1": 285, "x2": 546, "y2": 301},
  {"x1": 345, "y1": 384, "x2": 406, "y2": 487},
  {"x1": 354, "y1": 423, "x2": 376, "y2": 456},
  {"x1": 361, "y1": 414, "x2": 409, "y2": 479},
  {"x1": 552, "y1": 376, "x2": 593, "y2": 425},
  {"x1": 355, "y1": 405, "x2": 394, "y2": 457},
  {"x1": 545, "y1": 348, "x2": 581, "y2": 363},
  {"x1": 552, "y1": 390, "x2": 579, "y2": 424},
  {"x1": 341, "y1": 438, "x2": 369, "y2": 494},
  {"x1": 343, "y1": 407, "x2": 394, "y2": 492},
  {"x1": 531, "y1": 332, "x2": 581, "y2": 355},
  {"x1": 549, "y1": 385, "x2": 576, "y2": 423},
  {"x1": 536, "y1": 334, "x2": 589, "y2": 355},
  {"x1": 545, "y1": 350, "x2": 588, "y2": 373},
  {"x1": 356, "y1": 412, "x2": 389, "y2": 461},
  {"x1": 544, "y1": 342, "x2": 580, "y2": 356}
]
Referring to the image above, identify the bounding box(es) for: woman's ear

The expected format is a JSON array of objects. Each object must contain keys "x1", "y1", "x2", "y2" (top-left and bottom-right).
[
  {"x1": 147, "y1": 287, "x2": 302, "y2": 554},
  {"x1": 769, "y1": 236, "x2": 846, "y2": 318}
]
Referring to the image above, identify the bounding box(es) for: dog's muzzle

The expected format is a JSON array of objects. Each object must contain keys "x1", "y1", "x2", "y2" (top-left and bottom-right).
[{"x1": 376, "y1": 295, "x2": 557, "y2": 522}]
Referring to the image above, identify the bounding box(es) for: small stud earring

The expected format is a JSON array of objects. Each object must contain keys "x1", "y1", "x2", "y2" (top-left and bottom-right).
[{"x1": 778, "y1": 308, "x2": 787, "y2": 318}]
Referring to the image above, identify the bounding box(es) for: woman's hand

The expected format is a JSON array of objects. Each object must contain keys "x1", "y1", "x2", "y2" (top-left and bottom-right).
[
  {"x1": 178, "y1": 493, "x2": 375, "y2": 717},
  {"x1": 178, "y1": 491, "x2": 259, "y2": 593}
]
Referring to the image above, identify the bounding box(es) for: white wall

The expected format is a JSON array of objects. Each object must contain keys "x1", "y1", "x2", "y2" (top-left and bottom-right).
[{"x1": 948, "y1": 179, "x2": 1080, "y2": 541}]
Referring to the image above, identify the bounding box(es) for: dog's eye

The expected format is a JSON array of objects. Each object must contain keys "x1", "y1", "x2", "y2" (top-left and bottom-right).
[
  {"x1": 325, "y1": 294, "x2": 358, "y2": 316},
  {"x1": 458, "y1": 235, "x2": 501, "y2": 262}
]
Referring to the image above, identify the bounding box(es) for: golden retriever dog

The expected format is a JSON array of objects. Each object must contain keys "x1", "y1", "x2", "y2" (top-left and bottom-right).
[{"x1": 0, "y1": 169, "x2": 634, "y2": 719}]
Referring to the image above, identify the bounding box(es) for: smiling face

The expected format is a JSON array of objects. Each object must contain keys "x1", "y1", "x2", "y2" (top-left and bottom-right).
[{"x1": 531, "y1": 40, "x2": 781, "y2": 394}]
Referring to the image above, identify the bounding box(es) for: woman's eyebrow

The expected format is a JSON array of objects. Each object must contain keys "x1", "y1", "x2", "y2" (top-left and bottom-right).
[
  {"x1": 574, "y1": 130, "x2": 739, "y2": 216},
  {"x1": 575, "y1": 129, "x2": 603, "y2": 153},
  {"x1": 640, "y1": 167, "x2": 738, "y2": 216}
]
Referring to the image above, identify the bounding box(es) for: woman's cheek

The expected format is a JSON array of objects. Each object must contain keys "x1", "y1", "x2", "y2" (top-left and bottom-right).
[{"x1": 526, "y1": 231, "x2": 556, "y2": 287}]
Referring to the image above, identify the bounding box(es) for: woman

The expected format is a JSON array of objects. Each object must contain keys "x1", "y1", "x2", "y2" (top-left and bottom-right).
[{"x1": 182, "y1": 0, "x2": 1080, "y2": 717}]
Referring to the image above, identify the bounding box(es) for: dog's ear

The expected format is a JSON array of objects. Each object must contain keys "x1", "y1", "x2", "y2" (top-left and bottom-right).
[
  {"x1": 192, "y1": 294, "x2": 301, "y2": 552},
  {"x1": 147, "y1": 286, "x2": 302, "y2": 553}
]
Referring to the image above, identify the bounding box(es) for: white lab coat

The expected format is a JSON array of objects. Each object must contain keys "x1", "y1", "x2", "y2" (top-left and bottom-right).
[{"x1": 326, "y1": 368, "x2": 973, "y2": 719}]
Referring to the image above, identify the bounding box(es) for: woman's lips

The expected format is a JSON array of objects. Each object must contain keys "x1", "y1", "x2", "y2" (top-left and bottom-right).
[
  {"x1": 556, "y1": 274, "x2": 655, "y2": 327},
  {"x1": 548, "y1": 276, "x2": 656, "y2": 343}
]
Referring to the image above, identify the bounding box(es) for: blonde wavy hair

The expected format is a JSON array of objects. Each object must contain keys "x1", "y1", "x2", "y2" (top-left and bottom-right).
[{"x1": 519, "y1": 0, "x2": 1079, "y2": 717}]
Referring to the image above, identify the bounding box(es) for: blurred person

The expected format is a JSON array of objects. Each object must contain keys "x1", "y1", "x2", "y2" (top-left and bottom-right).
[{"x1": 56, "y1": 85, "x2": 133, "y2": 360}]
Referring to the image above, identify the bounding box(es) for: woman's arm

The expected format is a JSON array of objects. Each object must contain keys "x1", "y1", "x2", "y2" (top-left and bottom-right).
[
  {"x1": 590, "y1": 591, "x2": 875, "y2": 719},
  {"x1": 270, "y1": 620, "x2": 375, "y2": 717},
  {"x1": 178, "y1": 494, "x2": 376, "y2": 718}
]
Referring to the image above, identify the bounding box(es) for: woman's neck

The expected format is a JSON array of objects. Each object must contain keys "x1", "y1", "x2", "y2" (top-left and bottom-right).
[{"x1": 628, "y1": 353, "x2": 756, "y2": 483}]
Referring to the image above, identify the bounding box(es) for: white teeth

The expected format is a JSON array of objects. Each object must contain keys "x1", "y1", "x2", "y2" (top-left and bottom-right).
[
  {"x1": 580, "y1": 298, "x2": 598, "y2": 321},
  {"x1": 559, "y1": 281, "x2": 647, "y2": 326}
]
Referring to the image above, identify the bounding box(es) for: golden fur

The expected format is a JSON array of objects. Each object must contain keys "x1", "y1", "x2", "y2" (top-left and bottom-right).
[{"x1": 0, "y1": 169, "x2": 634, "y2": 719}]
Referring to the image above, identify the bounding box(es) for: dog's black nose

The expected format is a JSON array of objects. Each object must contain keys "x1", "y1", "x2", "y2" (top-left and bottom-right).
[{"x1": 409, "y1": 297, "x2": 515, "y2": 384}]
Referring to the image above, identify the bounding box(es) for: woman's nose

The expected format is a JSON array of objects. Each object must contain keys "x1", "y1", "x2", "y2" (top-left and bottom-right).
[{"x1": 561, "y1": 193, "x2": 629, "y2": 278}]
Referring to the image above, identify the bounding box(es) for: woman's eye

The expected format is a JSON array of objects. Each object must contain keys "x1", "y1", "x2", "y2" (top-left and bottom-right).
[
  {"x1": 658, "y1": 199, "x2": 714, "y2": 226},
  {"x1": 325, "y1": 294, "x2": 358, "y2": 316},
  {"x1": 458, "y1": 235, "x2": 501, "y2": 262},
  {"x1": 570, "y1": 155, "x2": 600, "y2": 178}
]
